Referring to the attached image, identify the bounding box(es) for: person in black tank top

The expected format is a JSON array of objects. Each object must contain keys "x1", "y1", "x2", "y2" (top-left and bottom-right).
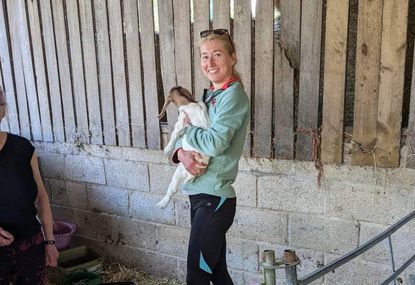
[{"x1": 0, "y1": 87, "x2": 59, "y2": 284}]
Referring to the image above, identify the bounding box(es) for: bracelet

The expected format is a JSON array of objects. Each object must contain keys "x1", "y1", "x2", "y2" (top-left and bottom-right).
[{"x1": 44, "y1": 240, "x2": 55, "y2": 245}]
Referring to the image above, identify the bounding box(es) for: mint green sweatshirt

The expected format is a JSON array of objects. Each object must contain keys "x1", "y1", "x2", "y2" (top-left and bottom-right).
[{"x1": 180, "y1": 81, "x2": 249, "y2": 198}]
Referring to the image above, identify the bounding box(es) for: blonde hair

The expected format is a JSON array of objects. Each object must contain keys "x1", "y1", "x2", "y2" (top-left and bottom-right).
[{"x1": 199, "y1": 33, "x2": 243, "y2": 83}]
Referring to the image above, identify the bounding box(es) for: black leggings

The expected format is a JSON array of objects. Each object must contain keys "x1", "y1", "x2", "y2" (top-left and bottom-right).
[
  {"x1": 187, "y1": 194, "x2": 236, "y2": 285},
  {"x1": 0, "y1": 231, "x2": 46, "y2": 285}
]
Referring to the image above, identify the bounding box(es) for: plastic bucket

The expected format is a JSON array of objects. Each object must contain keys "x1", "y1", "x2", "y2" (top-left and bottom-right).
[{"x1": 53, "y1": 219, "x2": 77, "y2": 251}]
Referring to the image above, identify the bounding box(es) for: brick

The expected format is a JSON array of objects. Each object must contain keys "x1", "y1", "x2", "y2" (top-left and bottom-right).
[
  {"x1": 37, "y1": 153, "x2": 66, "y2": 179},
  {"x1": 359, "y1": 222, "x2": 415, "y2": 266},
  {"x1": 105, "y1": 159, "x2": 149, "y2": 191},
  {"x1": 228, "y1": 269, "x2": 245, "y2": 285},
  {"x1": 323, "y1": 164, "x2": 382, "y2": 186},
  {"x1": 227, "y1": 237, "x2": 259, "y2": 272},
  {"x1": 78, "y1": 144, "x2": 122, "y2": 159},
  {"x1": 258, "y1": 175, "x2": 322, "y2": 214},
  {"x1": 290, "y1": 214, "x2": 359, "y2": 254},
  {"x1": 229, "y1": 206, "x2": 288, "y2": 245},
  {"x1": 130, "y1": 192, "x2": 175, "y2": 225},
  {"x1": 324, "y1": 254, "x2": 390, "y2": 285},
  {"x1": 87, "y1": 185, "x2": 129, "y2": 216},
  {"x1": 175, "y1": 198, "x2": 191, "y2": 228},
  {"x1": 34, "y1": 141, "x2": 80, "y2": 155},
  {"x1": 65, "y1": 155, "x2": 105, "y2": 184},
  {"x1": 149, "y1": 163, "x2": 177, "y2": 194},
  {"x1": 50, "y1": 179, "x2": 88, "y2": 209},
  {"x1": 112, "y1": 216, "x2": 157, "y2": 250},
  {"x1": 234, "y1": 173, "x2": 257, "y2": 207},
  {"x1": 244, "y1": 272, "x2": 263, "y2": 285},
  {"x1": 122, "y1": 147, "x2": 167, "y2": 164},
  {"x1": 239, "y1": 157, "x2": 295, "y2": 174},
  {"x1": 155, "y1": 225, "x2": 189, "y2": 259},
  {"x1": 327, "y1": 182, "x2": 414, "y2": 224}
]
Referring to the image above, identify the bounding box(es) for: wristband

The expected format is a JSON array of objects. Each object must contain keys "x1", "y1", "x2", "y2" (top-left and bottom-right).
[{"x1": 44, "y1": 240, "x2": 55, "y2": 245}]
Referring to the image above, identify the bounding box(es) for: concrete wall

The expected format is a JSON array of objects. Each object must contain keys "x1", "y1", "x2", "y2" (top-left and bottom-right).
[{"x1": 35, "y1": 141, "x2": 415, "y2": 284}]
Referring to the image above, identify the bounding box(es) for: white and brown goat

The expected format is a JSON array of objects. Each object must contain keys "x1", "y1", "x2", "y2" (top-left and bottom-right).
[{"x1": 157, "y1": 86, "x2": 210, "y2": 209}]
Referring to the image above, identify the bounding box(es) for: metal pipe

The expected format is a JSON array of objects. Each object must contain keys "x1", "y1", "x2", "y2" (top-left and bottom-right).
[
  {"x1": 380, "y1": 253, "x2": 415, "y2": 285},
  {"x1": 284, "y1": 250, "x2": 299, "y2": 285},
  {"x1": 263, "y1": 250, "x2": 276, "y2": 285},
  {"x1": 387, "y1": 236, "x2": 397, "y2": 285}
]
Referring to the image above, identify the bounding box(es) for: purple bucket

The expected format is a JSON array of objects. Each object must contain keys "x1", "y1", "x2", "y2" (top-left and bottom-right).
[{"x1": 53, "y1": 220, "x2": 77, "y2": 251}]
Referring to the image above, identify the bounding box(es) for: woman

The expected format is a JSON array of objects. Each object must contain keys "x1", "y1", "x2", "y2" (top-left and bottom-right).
[
  {"x1": 172, "y1": 29, "x2": 249, "y2": 285},
  {"x1": 0, "y1": 87, "x2": 59, "y2": 284}
]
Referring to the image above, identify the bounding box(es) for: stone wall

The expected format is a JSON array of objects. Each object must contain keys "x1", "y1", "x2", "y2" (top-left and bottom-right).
[{"x1": 35, "y1": 142, "x2": 415, "y2": 284}]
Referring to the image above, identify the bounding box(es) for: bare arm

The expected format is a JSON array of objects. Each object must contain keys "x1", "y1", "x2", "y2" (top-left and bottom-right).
[
  {"x1": 32, "y1": 153, "x2": 59, "y2": 266},
  {"x1": 0, "y1": 226, "x2": 13, "y2": 246}
]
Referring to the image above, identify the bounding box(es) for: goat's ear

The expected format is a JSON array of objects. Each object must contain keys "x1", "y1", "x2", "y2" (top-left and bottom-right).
[{"x1": 158, "y1": 96, "x2": 172, "y2": 120}]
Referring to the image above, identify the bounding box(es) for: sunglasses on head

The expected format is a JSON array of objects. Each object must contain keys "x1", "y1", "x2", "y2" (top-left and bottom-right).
[{"x1": 200, "y1": 29, "x2": 235, "y2": 52}]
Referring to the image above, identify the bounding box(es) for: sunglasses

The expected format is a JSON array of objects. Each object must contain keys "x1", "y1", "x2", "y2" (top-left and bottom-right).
[{"x1": 200, "y1": 29, "x2": 235, "y2": 52}]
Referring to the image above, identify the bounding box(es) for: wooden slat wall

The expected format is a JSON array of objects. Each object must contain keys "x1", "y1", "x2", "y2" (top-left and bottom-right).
[
  {"x1": 0, "y1": 0, "x2": 412, "y2": 168},
  {"x1": 233, "y1": 0, "x2": 252, "y2": 155},
  {"x1": 108, "y1": 0, "x2": 130, "y2": 147},
  {"x1": 193, "y1": 0, "x2": 210, "y2": 99},
  {"x1": 52, "y1": 0, "x2": 75, "y2": 143},
  {"x1": 408, "y1": 37, "x2": 415, "y2": 168},
  {"x1": 139, "y1": 0, "x2": 161, "y2": 149},
  {"x1": 93, "y1": 0, "x2": 115, "y2": 146},
  {"x1": 274, "y1": 0, "x2": 300, "y2": 159},
  {"x1": 27, "y1": 0, "x2": 53, "y2": 141},
  {"x1": 352, "y1": 0, "x2": 383, "y2": 166},
  {"x1": 253, "y1": 0, "x2": 274, "y2": 157},
  {"x1": 375, "y1": 0, "x2": 408, "y2": 167},
  {"x1": 321, "y1": 0, "x2": 349, "y2": 164},
  {"x1": 124, "y1": 0, "x2": 146, "y2": 148},
  {"x1": 0, "y1": 0, "x2": 19, "y2": 134},
  {"x1": 158, "y1": 0, "x2": 178, "y2": 133},
  {"x1": 296, "y1": 0, "x2": 323, "y2": 161}
]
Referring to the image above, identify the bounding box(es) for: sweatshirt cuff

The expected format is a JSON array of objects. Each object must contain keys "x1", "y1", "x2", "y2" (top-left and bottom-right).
[{"x1": 171, "y1": 147, "x2": 183, "y2": 164}]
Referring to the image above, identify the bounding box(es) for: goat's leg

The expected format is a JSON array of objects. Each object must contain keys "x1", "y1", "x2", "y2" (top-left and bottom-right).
[
  {"x1": 157, "y1": 164, "x2": 187, "y2": 208},
  {"x1": 164, "y1": 111, "x2": 186, "y2": 155}
]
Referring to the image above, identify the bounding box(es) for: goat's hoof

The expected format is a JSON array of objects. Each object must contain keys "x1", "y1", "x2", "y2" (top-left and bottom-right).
[{"x1": 157, "y1": 201, "x2": 168, "y2": 209}]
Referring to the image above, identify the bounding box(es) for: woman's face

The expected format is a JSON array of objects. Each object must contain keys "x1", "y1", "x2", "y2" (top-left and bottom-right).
[{"x1": 200, "y1": 39, "x2": 236, "y2": 90}]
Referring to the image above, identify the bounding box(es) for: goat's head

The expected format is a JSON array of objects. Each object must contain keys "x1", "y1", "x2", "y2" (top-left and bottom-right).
[{"x1": 158, "y1": 86, "x2": 196, "y2": 119}]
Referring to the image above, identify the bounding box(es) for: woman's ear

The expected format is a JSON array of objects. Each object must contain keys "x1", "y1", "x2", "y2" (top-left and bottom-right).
[{"x1": 231, "y1": 53, "x2": 237, "y2": 66}]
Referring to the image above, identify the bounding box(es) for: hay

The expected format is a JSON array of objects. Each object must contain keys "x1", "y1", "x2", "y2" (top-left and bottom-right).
[{"x1": 101, "y1": 261, "x2": 184, "y2": 285}]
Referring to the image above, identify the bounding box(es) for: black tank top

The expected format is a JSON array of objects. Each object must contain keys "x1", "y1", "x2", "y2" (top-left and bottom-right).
[{"x1": 0, "y1": 133, "x2": 40, "y2": 239}]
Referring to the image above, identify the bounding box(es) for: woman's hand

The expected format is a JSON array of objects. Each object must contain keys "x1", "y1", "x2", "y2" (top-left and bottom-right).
[
  {"x1": 45, "y1": 244, "x2": 59, "y2": 267},
  {"x1": 0, "y1": 227, "x2": 14, "y2": 246},
  {"x1": 178, "y1": 149, "x2": 207, "y2": 176}
]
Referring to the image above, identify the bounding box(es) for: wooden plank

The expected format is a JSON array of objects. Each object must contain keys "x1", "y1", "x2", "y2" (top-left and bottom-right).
[
  {"x1": 17, "y1": 0, "x2": 42, "y2": 141},
  {"x1": 233, "y1": 0, "x2": 252, "y2": 156},
  {"x1": 375, "y1": 0, "x2": 408, "y2": 167},
  {"x1": 0, "y1": 0, "x2": 19, "y2": 134},
  {"x1": 6, "y1": 0, "x2": 31, "y2": 139},
  {"x1": 157, "y1": 0, "x2": 178, "y2": 133},
  {"x1": 39, "y1": 0, "x2": 65, "y2": 141},
  {"x1": 321, "y1": 0, "x2": 349, "y2": 164},
  {"x1": 408, "y1": 37, "x2": 415, "y2": 168},
  {"x1": 139, "y1": 0, "x2": 161, "y2": 149},
  {"x1": 124, "y1": 0, "x2": 145, "y2": 147},
  {"x1": 27, "y1": 0, "x2": 53, "y2": 141},
  {"x1": 274, "y1": 0, "x2": 299, "y2": 159},
  {"x1": 352, "y1": 0, "x2": 383, "y2": 166},
  {"x1": 108, "y1": 0, "x2": 130, "y2": 147},
  {"x1": 212, "y1": 0, "x2": 230, "y2": 31},
  {"x1": 0, "y1": 69, "x2": 10, "y2": 132},
  {"x1": 274, "y1": 41, "x2": 295, "y2": 159},
  {"x1": 296, "y1": 0, "x2": 323, "y2": 161},
  {"x1": 173, "y1": 0, "x2": 192, "y2": 89},
  {"x1": 193, "y1": 0, "x2": 210, "y2": 99},
  {"x1": 280, "y1": 0, "x2": 301, "y2": 69},
  {"x1": 66, "y1": 0, "x2": 89, "y2": 144},
  {"x1": 79, "y1": 0, "x2": 103, "y2": 145},
  {"x1": 51, "y1": 0, "x2": 76, "y2": 142},
  {"x1": 93, "y1": 0, "x2": 115, "y2": 145},
  {"x1": 253, "y1": 0, "x2": 273, "y2": 157}
]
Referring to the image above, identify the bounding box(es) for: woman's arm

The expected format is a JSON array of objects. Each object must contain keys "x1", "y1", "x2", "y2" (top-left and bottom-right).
[
  {"x1": 0, "y1": 226, "x2": 14, "y2": 246},
  {"x1": 32, "y1": 153, "x2": 59, "y2": 267}
]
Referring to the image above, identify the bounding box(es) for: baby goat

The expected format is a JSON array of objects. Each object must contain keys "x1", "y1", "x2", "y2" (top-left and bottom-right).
[{"x1": 157, "y1": 86, "x2": 210, "y2": 209}]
